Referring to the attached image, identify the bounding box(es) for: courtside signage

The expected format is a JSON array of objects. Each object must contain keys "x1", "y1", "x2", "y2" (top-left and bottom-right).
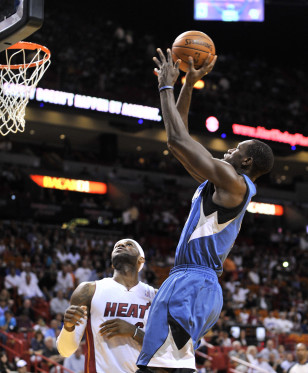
[
  {"x1": 30, "y1": 175, "x2": 107, "y2": 194},
  {"x1": 233, "y1": 124, "x2": 308, "y2": 147},
  {"x1": 247, "y1": 202, "x2": 284, "y2": 216}
]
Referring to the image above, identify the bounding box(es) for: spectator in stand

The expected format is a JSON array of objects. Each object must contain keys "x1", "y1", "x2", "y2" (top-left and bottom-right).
[
  {"x1": 288, "y1": 343, "x2": 308, "y2": 373},
  {"x1": 16, "y1": 359, "x2": 29, "y2": 373},
  {"x1": 0, "y1": 309, "x2": 17, "y2": 344},
  {"x1": 17, "y1": 299, "x2": 36, "y2": 323},
  {"x1": 245, "y1": 293, "x2": 258, "y2": 309},
  {"x1": 276, "y1": 312, "x2": 294, "y2": 334},
  {"x1": 18, "y1": 273, "x2": 44, "y2": 300},
  {"x1": 247, "y1": 307, "x2": 261, "y2": 325},
  {"x1": 0, "y1": 351, "x2": 16, "y2": 373},
  {"x1": 55, "y1": 243, "x2": 68, "y2": 263},
  {"x1": 50, "y1": 290, "x2": 70, "y2": 317},
  {"x1": 54, "y1": 263, "x2": 74, "y2": 297},
  {"x1": 259, "y1": 339, "x2": 280, "y2": 362},
  {"x1": 228, "y1": 340, "x2": 248, "y2": 372},
  {"x1": 63, "y1": 346, "x2": 85, "y2": 373},
  {"x1": 66, "y1": 247, "x2": 81, "y2": 266},
  {"x1": 263, "y1": 311, "x2": 278, "y2": 332},
  {"x1": 237, "y1": 329, "x2": 248, "y2": 347},
  {"x1": 42, "y1": 336, "x2": 64, "y2": 373},
  {"x1": 4, "y1": 267, "x2": 21, "y2": 296},
  {"x1": 33, "y1": 317, "x2": 49, "y2": 335},
  {"x1": 29, "y1": 330, "x2": 45, "y2": 364},
  {"x1": 257, "y1": 288, "x2": 271, "y2": 310},
  {"x1": 254, "y1": 353, "x2": 276, "y2": 373},
  {"x1": 246, "y1": 345, "x2": 258, "y2": 370},
  {"x1": 0, "y1": 309, "x2": 17, "y2": 332},
  {"x1": 38, "y1": 263, "x2": 58, "y2": 301},
  {"x1": 44, "y1": 319, "x2": 61, "y2": 340},
  {"x1": 74, "y1": 259, "x2": 92, "y2": 286},
  {"x1": 0, "y1": 297, "x2": 9, "y2": 318},
  {"x1": 268, "y1": 352, "x2": 281, "y2": 372},
  {"x1": 278, "y1": 352, "x2": 294, "y2": 373},
  {"x1": 232, "y1": 284, "x2": 249, "y2": 309},
  {"x1": 218, "y1": 330, "x2": 232, "y2": 347},
  {"x1": 20, "y1": 264, "x2": 39, "y2": 285}
]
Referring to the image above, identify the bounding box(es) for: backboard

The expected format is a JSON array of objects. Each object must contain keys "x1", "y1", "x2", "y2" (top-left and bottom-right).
[{"x1": 0, "y1": 0, "x2": 44, "y2": 52}]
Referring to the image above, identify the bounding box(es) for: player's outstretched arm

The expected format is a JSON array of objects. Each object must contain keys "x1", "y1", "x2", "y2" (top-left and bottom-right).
[
  {"x1": 57, "y1": 282, "x2": 95, "y2": 357},
  {"x1": 154, "y1": 49, "x2": 246, "y2": 197},
  {"x1": 175, "y1": 54, "x2": 217, "y2": 131}
]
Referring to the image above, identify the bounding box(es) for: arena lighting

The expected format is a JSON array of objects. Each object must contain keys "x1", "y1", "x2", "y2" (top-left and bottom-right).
[
  {"x1": 205, "y1": 116, "x2": 219, "y2": 132},
  {"x1": 3, "y1": 83, "x2": 162, "y2": 122},
  {"x1": 181, "y1": 77, "x2": 204, "y2": 89},
  {"x1": 30, "y1": 175, "x2": 107, "y2": 194},
  {"x1": 232, "y1": 124, "x2": 308, "y2": 147},
  {"x1": 247, "y1": 202, "x2": 284, "y2": 216}
]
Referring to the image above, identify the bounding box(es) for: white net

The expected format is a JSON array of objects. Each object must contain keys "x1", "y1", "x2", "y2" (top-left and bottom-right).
[{"x1": 0, "y1": 43, "x2": 51, "y2": 136}]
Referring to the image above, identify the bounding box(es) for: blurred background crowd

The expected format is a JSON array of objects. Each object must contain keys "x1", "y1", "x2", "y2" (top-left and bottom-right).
[{"x1": 0, "y1": 0, "x2": 308, "y2": 372}]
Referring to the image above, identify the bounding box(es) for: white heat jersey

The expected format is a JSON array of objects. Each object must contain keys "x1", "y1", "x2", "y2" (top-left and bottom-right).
[{"x1": 84, "y1": 278, "x2": 155, "y2": 373}]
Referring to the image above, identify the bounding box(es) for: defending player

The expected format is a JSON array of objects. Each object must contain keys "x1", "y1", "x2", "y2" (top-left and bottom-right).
[
  {"x1": 136, "y1": 50, "x2": 274, "y2": 372},
  {"x1": 56, "y1": 239, "x2": 156, "y2": 373}
]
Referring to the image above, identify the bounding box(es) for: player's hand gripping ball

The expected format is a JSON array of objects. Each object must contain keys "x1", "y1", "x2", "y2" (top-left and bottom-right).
[{"x1": 171, "y1": 30, "x2": 216, "y2": 72}]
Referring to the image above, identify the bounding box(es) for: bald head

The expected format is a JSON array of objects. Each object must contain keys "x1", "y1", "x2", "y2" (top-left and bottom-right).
[{"x1": 295, "y1": 343, "x2": 307, "y2": 364}]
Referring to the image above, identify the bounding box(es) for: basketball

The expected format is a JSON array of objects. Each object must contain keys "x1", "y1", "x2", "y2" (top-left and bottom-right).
[{"x1": 171, "y1": 30, "x2": 216, "y2": 72}]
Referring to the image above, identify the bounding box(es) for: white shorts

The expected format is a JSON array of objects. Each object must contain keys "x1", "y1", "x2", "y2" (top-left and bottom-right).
[{"x1": 147, "y1": 326, "x2": 196, "y2": 370}]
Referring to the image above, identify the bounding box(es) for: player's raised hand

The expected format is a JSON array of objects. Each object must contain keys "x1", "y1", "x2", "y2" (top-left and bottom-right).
[
  {"x1": 153, "y1": 48, "x2": 181, "y2": 89},
  {"x1": 63, "y1": 305, "x2": 87, "y2": 330},
  {"x1": 185, "y1": 54, "x2": 217, "y2": 85},
  {"x1": 99, "y1": 319, "x2": 136, "y2": 338}
]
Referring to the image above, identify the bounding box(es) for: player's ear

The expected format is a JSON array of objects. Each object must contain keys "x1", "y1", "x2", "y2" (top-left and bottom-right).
[
  {"x1": 242, "y1": 157, "x2": 253, "y2": 168},
  {"x1": 138, "y1": 257, "x2": 145, "y2": 265}
]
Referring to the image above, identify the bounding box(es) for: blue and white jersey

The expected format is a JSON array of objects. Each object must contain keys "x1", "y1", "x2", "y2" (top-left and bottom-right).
[{"x1": 174, "y1": 174, "x2": 256, "y2": 276}]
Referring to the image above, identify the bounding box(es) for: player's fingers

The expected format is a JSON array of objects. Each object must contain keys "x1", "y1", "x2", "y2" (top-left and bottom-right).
[
  {"x1": 174, "y1": 59, "x2": 181, "y2": 70},
  {"x1": 67, "y1": 305, "x2": 87, "y2": 315},
  {"x1": 99, "y1": 319, "x2": 116, "y2": 328},
  {"x1": 156, "y1": 48, "x2": 166, "y2": 62},
  {"x1": 99, "y1": 325, "x2": 118, "y2": 335},
  {"x1": 205, "y1": 53, "x2": 212, "y2": 64},
  {"x1": 65, "y1": 309, "x2": 85, "y2": 320},
  {"x1": 187, "y1": 56, "x2": 194, "y2": 70},
  {"x1": 153, "y1": 57, "x2": 161, "y2": 68},
  {"x1": 166, "y1": 48, "x2": 172, "y2": 64}
]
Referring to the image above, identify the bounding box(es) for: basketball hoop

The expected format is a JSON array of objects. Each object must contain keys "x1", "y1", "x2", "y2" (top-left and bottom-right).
[{"x1": 0, "y1": 41, "x2": 51, "y2": 136}]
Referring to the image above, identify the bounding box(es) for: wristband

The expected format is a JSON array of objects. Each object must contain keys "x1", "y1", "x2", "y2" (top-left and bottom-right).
[
  {"x1": 159, "y1": 85, "x2": 174, "y2": 92},
  {"x1": 132, "y1": 326, "x2": 139, "y2": 340}
]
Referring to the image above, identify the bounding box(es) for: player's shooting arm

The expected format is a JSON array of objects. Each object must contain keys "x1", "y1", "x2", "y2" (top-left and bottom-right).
[{"x1": 57, "y1": 282, "x2": 95, "y2": 357}]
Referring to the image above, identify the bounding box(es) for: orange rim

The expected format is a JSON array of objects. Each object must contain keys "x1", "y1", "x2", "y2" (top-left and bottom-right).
[{"x1": 0, "y1": 41, "x2": 51, "y2": 70}]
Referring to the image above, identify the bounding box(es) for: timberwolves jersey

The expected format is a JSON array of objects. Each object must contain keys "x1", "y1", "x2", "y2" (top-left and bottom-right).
[
  {"x1": 137, "y1": 174, "x2": 256, "y2": 368},
  {"x1": 174, "y1": 174, "x2": 256, "y2": 275},
  {"x1": 85, "y1": 278, "x2": 155, "y2": 373}
]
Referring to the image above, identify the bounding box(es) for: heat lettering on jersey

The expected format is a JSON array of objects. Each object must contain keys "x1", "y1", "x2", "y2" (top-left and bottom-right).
[{"x1": 104, "y1": 302, "x2": 151, "y2": 318}]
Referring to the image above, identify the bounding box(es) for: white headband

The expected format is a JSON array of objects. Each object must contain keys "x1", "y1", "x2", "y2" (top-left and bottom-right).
[{"x1": 114, "y1": 239, "x2": 145, "y2": 272}]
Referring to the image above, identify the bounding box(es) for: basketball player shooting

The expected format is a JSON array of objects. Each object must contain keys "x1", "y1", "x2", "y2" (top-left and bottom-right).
[
  {"x1": 135, "y1": 49, "x2": 274, "y2": 372},
  {"x1": 56, "y1": 239, "x2": 156, "y2": 373}
]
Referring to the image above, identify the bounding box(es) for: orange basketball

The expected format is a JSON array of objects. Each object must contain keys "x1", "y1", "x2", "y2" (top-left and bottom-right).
[{"x1": 172, "y1": 30, "x2": 216, "y2": 72}]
